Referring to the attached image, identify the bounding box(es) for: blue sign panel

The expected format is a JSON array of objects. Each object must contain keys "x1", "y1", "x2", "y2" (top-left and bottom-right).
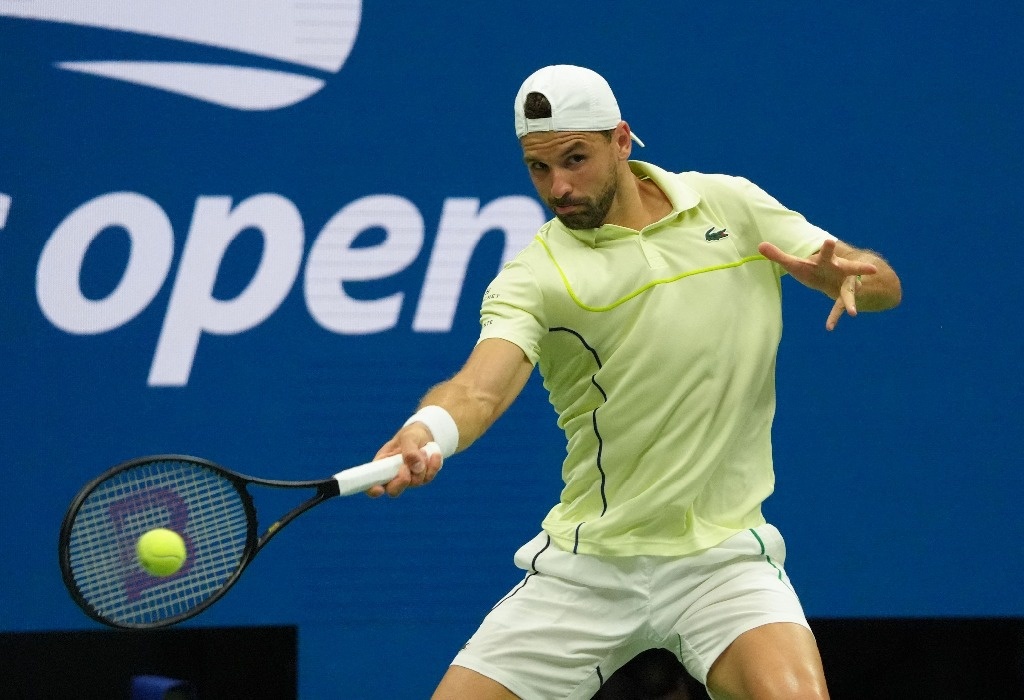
[{"x1": 1, "y1": 2, "x2": 1021, "y2": 696}]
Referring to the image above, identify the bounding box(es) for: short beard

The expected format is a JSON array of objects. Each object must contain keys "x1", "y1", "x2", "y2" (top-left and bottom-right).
[{"x1": 550, "y1": 167, "x2": 618, "y2": 230}]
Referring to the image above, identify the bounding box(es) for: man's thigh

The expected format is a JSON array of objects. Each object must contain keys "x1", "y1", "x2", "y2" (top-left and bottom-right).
[
  {"x1": 706, "y1": 622, "x2": 828, "y2": 700},
  {"x1": 652, "y1": 525, "x2": 813, "y2": 687},
  {"x1": 450, "y1": 533, "x2": 649, "y2": 700},
  {"x1": 433, "y1": 665, "x2": 520, "y2": 700}
]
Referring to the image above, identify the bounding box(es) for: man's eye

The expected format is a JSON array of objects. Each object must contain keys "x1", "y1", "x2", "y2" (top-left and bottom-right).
[
  {"x1": 568, "y1": 154, "x2": 586, "y2": 165},
  {"x1": 530, "y1": 162, "x2": 548, "y2": 172}
]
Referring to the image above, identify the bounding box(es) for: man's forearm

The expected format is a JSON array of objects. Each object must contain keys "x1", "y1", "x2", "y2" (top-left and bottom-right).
[
  {"x1": 415, "y1": 380, "x2": 503, "y2": 452},
  {"x1": 406, "y1": 338, "x2": 534, "y2": 453},
  {"x1": 832, "y1": 242, "x2": 902, "y2": 311},
  {"x1": 845, "y1": 248, "x2": 902, "y2": 312}
]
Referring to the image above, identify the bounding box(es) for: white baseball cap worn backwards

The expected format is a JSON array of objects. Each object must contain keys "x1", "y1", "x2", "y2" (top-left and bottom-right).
[{"x1": 514, "y1": 64, "x2": 645, "y2": 147}]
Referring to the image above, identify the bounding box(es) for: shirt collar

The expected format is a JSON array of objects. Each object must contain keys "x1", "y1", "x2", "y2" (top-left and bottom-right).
[
  {"x1": 629, "y1": 160, "x2": 701, "y2": 214},
  {"x1": 552, "y1": 160, "x2": 701, "y2": 245}
]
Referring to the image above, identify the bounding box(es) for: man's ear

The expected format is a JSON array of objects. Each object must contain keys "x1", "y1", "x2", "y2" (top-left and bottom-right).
[{"x1": 615, "y1": 122, "x2": 634, "y2": 158}]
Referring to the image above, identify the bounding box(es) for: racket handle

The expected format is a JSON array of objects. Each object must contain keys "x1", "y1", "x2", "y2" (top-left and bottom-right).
[{"x1": 333, "y1": 442, "x2": 442, "y2": 496}]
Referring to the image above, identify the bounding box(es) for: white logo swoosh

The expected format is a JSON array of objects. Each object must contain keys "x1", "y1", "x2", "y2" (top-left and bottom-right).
[
  {"x1": 57, "y1": 61, "x2": 327, "y2": 111},
  {"x1": 0, "y1": 0, "x2": 362, "y2": 109}
]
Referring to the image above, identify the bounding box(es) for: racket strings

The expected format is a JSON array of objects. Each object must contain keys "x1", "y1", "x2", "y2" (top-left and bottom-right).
[{"x1": 66, "y1": 459, "x2": 251, "y2": 626}]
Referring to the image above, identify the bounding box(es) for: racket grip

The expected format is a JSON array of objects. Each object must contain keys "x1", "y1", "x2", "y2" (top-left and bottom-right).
[{"x1": 333, "y1": 442, "x2": 442, "y2": 496}]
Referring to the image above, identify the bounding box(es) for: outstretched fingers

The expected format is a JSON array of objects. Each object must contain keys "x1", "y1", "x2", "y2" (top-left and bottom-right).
[
  {"x1": 757, "y1": 241, "x2": 803, "y2": 270},
  {"x1": 760, "y1": 238, "x2": 879, "y2": 331},
  {"x1": 826, "y1": 274, "x2": 863, "y2": 330}
]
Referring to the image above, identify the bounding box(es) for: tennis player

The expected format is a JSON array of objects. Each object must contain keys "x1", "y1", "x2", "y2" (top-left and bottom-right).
[{"x1": 372, "y1": 65, "x2": 902, "y2": 700}]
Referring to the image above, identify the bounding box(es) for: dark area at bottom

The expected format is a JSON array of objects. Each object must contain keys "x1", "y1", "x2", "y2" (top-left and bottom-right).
[{"x1": 2, "y1": 618, "x2": 1022, "y2": 699}]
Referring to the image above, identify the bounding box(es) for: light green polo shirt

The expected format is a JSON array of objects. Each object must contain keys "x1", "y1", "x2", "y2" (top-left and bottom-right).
[{"x1": 479, "y1": 161, "x2": 832, "y2": 556}]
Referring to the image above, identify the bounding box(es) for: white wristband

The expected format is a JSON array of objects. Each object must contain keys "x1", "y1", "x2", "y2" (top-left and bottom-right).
[{"x1": 402, "y1": 405, "x2": 459, "y2": 458}]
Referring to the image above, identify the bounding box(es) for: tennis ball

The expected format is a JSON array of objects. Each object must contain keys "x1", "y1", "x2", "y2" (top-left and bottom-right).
[{"x1": 137, "y1": 528, "x2": 187, "y2": 577}]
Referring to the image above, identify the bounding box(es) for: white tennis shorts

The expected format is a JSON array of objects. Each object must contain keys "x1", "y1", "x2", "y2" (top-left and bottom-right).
[{"x1": 451, "y1": 524, "x2": 810, "y2": 700}]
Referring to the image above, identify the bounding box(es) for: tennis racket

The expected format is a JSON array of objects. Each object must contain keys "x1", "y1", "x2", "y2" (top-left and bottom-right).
[{"x1": 59, "y1": 442, "x2": 441, "y2": 629}]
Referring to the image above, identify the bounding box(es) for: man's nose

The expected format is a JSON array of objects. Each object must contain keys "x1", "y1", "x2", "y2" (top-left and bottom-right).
[{"x1": 550, "y1": 168, "x2": 573, "y2": 199}]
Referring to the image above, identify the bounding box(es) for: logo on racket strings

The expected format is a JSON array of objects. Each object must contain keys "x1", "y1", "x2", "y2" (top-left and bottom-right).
[{"x1": 108, "y1": 488, "x2": 195, "y2": 600}]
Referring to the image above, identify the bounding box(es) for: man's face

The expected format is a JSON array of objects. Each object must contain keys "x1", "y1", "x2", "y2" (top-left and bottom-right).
[{"x1": 520, "y1": 130, "x2": 620, "y2": 230}]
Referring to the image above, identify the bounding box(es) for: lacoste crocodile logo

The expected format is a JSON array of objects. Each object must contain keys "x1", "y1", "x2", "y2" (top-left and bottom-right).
[{"x1": 705, "y1": 227, "x2": 729, "y2": 241}]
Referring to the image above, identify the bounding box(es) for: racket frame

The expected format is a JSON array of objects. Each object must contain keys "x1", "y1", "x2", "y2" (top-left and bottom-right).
[
  {"x1": 59, "y1": 444, "x2": 437, "y2": 629},
  {"x1": 59, "y1": 456, "x2": 339, "y2": 629}
]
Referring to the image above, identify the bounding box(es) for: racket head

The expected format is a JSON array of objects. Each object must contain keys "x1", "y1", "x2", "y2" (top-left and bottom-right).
[{"x1": 59, "y1": 454, "x2": 259, "y2": 629}]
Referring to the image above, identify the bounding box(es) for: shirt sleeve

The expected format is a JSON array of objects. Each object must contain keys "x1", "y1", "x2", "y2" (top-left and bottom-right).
[
  {"x1": 734, "y1": 177, "x2": 835, "y2": 257},
  {"x1": 477, "y1": 257, "x2": 546, "y2": 365}
]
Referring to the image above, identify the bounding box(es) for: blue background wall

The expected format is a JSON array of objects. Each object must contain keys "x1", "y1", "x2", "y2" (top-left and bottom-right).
[{"x1": 1, "y1": 2, "x2": 1021, "y2": 696}]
